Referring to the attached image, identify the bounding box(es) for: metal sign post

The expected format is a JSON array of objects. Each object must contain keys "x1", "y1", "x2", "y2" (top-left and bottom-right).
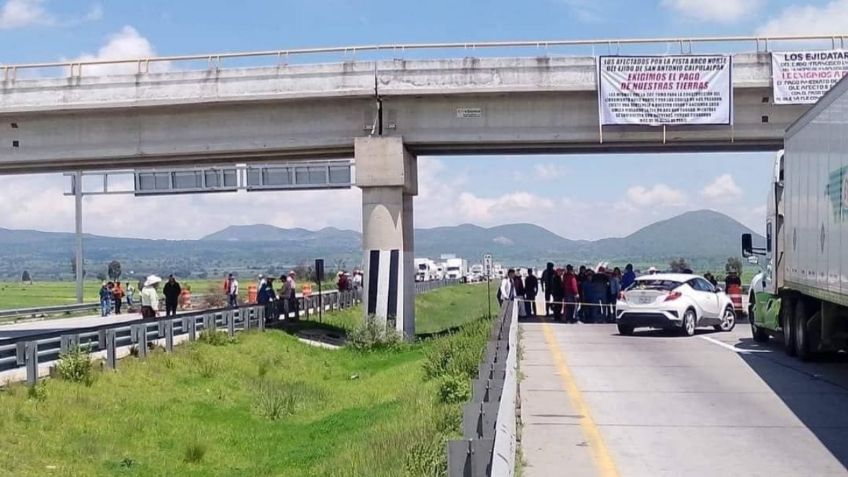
[
  {"x1": 73, "y1": 171, "x2": 84, "y2": 303},
  {"x1": 315, "y1": 259, "x2": 325, "y2": 323},
  {"x1": 484, "y1": 253, "x2": 493, "y2": 319}
]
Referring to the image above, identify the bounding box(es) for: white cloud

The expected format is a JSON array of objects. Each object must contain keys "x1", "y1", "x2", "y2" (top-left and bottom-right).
[
  {"x1": 758, "y1": 0, "x2": 848, "y2": 36},
  {"x1": 701, "y1": 174, "x2": 743, "y2": 204},
  {"x1": 71, "y1": 26, "x2": 165, "y2": 76},
  {"x1": 457, "y1": 192, "x2": 554, "y2": 222},
  {"x1": 0, "y1": 0, "x2": 50, "y2": 29},
  {"x1": 661, "y1": 0, "x2": 763, "y2": 23},
  {"x1": 625, "y1": 184, "x2": 686, "y2": 208},
  {"x1": 533, "y1": 163, "x2": 567, "y2": 182}
]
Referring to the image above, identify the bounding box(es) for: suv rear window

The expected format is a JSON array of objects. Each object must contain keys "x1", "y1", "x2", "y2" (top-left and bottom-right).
[{"x1": 626, "y1": 279, "x2": 681, "y2": 291}]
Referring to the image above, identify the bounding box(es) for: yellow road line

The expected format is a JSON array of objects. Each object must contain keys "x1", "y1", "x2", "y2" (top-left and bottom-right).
[{"x1": 541, "y1": 321, "x2": 620, "y2": 477}]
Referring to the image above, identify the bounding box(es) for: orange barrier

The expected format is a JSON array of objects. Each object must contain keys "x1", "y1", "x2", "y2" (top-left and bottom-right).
[
  {"x1": 180, "y1": 289, "x2": 192, "y2": 309},
  {"x1": 248, "y1": 285, "x2": 258, "y2": 303},
  {"x1": 303, "y1": 283, "x2": 313, "y2": 298},
  {"x1": 727, "y1": 284, "x2": 744, "y2": 316}
]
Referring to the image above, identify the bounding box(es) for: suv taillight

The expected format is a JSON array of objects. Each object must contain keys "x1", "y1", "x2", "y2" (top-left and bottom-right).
[{"x1": 664, "y1": 291, "x2": 682, "y2": 302}]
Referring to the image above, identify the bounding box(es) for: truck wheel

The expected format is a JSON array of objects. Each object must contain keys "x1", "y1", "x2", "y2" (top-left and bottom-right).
[
  {"x1": 794, "y1": 300, "x2": 812, "y2": 361},
  {"x1": 617, "y1": 324, "x2": 634, "y2": 336},
  {"x1": 749, "y1": 307, "x2": 769, "y2": 342},
  {"x1": 782, "y1": 297, "x2": 797, "y2": 356},
  {"x1": 681, "y1": 309, "x2": 696, "y2": 337}
]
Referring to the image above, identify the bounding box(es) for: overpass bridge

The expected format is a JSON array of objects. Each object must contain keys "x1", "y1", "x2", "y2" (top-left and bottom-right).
[{"x1": 0, "y1": 35, "x2": 832, "y2": 334}]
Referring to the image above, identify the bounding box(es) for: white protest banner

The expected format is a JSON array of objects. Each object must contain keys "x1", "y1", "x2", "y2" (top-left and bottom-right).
[
  {"x1": 598, "y1": 55, "x2": 732, "y2": 126},
  {"x1": 772, "y1": 50, "x2": 848, "y2": 104}
]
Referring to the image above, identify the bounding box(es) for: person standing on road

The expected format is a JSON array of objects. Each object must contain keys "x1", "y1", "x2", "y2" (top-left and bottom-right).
[
  {"x1": 140, "y1": 275, "x2": 161, "y2": 319},
  {"x1": 513, "y1": 272, "x2": 526, "y2": 317},
  {"x1": 286, "y1": 271, "x2": 299, "y2": 321},
  {"x1": 540, "y1": 262, "x2": 555, "y2": 317},
  {"x1": 226, "y1": 273, "x2": 239, "y2": 308},
  {"x1": 499, "y1": 269, "x2": 516, "y2": 306},
  {"x1": 99, "y1": 282, "x2": 111, "y2": 317},
  {"x1": 163, "y1": 275, "x2": 181, "y2": 317},
  {"x1": 524, "y1": 268, "x2": 539, "y2": 317},
  {"x1": 126, "y1": 283, "x2": 135, "y2": 308},
  {"x1": 112, "y1": 281, "x2": 125, "y2": 315},
  {"x1": 609, "y1": 268, "x2": 622, "y2": 318},
  {"x1": 563, "y1": 265, "x2": 580, "y2": 324},
  {"x1": 550, "y1": 268, "x2": 565, "y2": 322},
  {"x1": 621, "y1": 264, "x2": 636, "y2": 290}
]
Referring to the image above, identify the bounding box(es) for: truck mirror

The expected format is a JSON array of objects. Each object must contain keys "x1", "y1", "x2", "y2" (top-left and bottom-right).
[
  {"x1": 741, "y1": 233, "x2": 753, "y2": 257},
  {"x1": 747, "y1": 256, "x2": 759, "y2": 265}
]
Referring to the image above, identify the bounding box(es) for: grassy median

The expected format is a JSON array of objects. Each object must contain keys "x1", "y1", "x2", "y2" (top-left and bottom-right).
[{"x1": 0, "y1": 284, "x2": 496, "y2": 477}]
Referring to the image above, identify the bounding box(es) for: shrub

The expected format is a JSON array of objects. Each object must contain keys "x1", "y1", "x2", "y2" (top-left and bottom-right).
[
  {"x1": 198, "y1": 330, "x2": 235, "y2": 346},
  {"x1": 27, "y1": 382, "x2": 47, "y2": 401},
  {"x1": 55, "y1": 345, "x2": 95, "y2": 386},
  {"x1": 191, "y1": 354, "x2": 220, "y2": 378},
  {"x1": 403, "y1": 423, "x2": 446, "y2": 477},
  {"x1": 183, "y1": 441, "x2": 207, "y2": 464},
  {"x1": 253, "y1": 379, "x2": 322, "y2": 421},
  {"x1": 423, "y1": 317, "x2": 491, "y2": 381},
  {"x1": 347, "y1": 316, "x2": 404, "y2": 351},
  {"x1": 437, "y1": 373, "x2": 471, "y2": 404}
]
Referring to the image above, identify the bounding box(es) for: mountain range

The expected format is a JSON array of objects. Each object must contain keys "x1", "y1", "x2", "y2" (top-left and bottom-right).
[{"x1": 0, "y1": 209, "x2": 761, "y2": 280}]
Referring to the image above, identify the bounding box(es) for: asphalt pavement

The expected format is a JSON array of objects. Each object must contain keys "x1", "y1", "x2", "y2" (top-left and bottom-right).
[{"x1": 519, "y1": 315, "x2": 848, "y2": 477}]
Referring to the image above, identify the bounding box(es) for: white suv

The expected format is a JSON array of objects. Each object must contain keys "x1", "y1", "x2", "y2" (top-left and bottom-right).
[{"x1": 616, "y1": 273, "x2": 736, "y2": 336}]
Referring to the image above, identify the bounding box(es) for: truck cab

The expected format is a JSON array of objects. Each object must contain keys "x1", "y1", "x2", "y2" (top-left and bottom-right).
[{"x1": 743, "y1": 150, "x2": 785, "y2": 344}]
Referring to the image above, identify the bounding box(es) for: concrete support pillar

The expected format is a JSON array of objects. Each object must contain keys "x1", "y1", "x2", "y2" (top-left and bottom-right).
[{"x1": 355, "y1": 137, "x2": 417, "y2": 338}]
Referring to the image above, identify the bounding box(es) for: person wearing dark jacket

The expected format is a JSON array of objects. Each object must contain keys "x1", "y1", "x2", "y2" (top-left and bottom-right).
[
  {"x1": 621, "y1": 264, "x2": 636, "y2": 290},
  {"x1": 550, "y1": 268, "x2": 565, "y2": 322},
  {"x1": 258, "y1": 277, "x2": 276, "y2": 322},
  {"x1": 524, "y1": 268, "x2": 539, "y2": 317},
  {"x1": 163, "y1": 275, "x2": 181, "y2": 317},
  {"x1": 540, "y1": 263, "x2": 555, "y2": 317}
]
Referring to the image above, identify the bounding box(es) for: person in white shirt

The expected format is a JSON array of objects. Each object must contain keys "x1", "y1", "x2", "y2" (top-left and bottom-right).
[
  {"x1": 499, "y1": 269, "x2": 516, "y2": 306},
  {"x1": 140, "y1": 275, "x2": 161, "y2": 319},
  {"x1": 226, "y1": 274, "x2": 239, "y2": 308}
]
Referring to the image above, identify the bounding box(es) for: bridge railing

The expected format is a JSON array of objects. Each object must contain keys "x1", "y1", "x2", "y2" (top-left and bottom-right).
[
  {"x1": 3, "y1": 34, "x2": 846, "y2": 80},
  {"x1": 447, "y1": 299, "x2": 519, "y2": 477}
]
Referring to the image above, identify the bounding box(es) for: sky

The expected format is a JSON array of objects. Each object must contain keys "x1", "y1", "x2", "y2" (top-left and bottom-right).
[{"x1": 0, "y1": 0, "x2": 845, "y2": 241}]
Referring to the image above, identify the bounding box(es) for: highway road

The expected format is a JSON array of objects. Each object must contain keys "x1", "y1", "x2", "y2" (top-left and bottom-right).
[{"x1": 520, "y1": 319, "x2": 848, "y2": 477}]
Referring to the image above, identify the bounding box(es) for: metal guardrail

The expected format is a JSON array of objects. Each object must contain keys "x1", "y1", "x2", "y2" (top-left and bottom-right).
[
  {"x1": 0, "y1": 302, "x2": 100, "y2": 320},
  {"x1": 447, "y1": 299, "x2": 519, "y2": 477},
  {"x1": 2, "y1": 34, "x2": 846, "y2": 79},
  {"x1": 0, "y1": 304, "x2": 268, "y2": 386},
  {"x1": 0, "y1": 280, "x2": 462, "y2": 381}
]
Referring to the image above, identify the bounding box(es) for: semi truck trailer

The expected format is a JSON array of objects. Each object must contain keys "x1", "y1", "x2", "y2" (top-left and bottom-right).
[{"x1": 742, "y1": 76, "x2": 848, "y2": 361}]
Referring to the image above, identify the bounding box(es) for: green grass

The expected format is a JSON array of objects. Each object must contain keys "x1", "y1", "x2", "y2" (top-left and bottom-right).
[
  {"x1": 0, "y1": 284, "x2": 497, "y2": 476},
  {"x1": 317, "y1": 283, "x2": 495, "y2": 336}
]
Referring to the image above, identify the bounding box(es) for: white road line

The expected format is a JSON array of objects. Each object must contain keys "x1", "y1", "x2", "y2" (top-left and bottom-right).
[{"x1": 699, "y1": 335, "x2": 771, "y2": 354}]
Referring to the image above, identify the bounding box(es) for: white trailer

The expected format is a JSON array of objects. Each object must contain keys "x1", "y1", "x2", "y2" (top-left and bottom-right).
[
  {"x1": 743, "y1": 75, "x2": 848, "y2": 360},
  {"x1": 445, "y1": 258, "x2": 468, "y2": 281}
]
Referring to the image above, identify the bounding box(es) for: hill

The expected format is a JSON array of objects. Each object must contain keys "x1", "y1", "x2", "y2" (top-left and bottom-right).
[{"x1": 0, "y1": 209, "x2": 761, "y2": 280}]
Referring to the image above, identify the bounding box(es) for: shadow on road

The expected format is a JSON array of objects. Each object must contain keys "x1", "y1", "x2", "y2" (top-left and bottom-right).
[{"x1": 736, "y1": 337, "x2": 848, "y2": 469}]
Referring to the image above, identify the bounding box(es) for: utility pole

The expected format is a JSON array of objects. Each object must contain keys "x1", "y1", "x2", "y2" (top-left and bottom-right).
[{"x1": 74, "y1": 171, "x2": 84, "y2": 303}]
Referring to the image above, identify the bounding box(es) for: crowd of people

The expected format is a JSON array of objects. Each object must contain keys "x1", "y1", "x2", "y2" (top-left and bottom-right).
[{"x1": 499, "y1": 263, "x2": 742, "y2": 324}]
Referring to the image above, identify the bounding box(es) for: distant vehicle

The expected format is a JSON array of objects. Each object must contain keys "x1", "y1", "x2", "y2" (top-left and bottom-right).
[
  {"x1": 445, "y1": 258, "x2": 468, "y2": 282},
  {"x1": 414, "y1": 258, "x2": 438, "y2": 282},
  {"x1": 615, "y1": 273, "x2": 736, "y2": 337},
  {"x1": 742, "y1": 76, "x2": 848, "y2": 361},
  {"x1": 469, "y1": 264, "x2": 484, "y2": 282}
]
